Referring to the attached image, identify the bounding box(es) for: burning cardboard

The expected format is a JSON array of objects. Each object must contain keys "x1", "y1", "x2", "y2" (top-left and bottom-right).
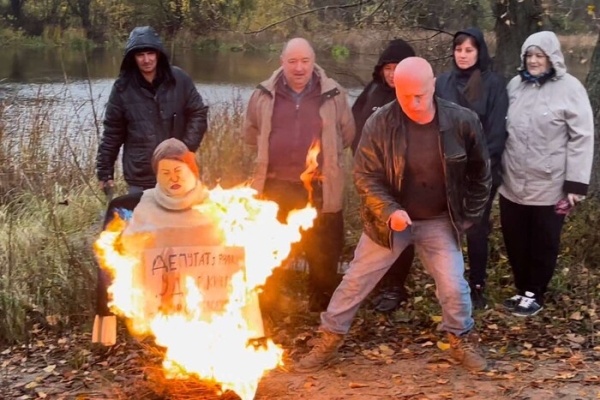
[{"x1": 94, "y1": 185, "x2": 316, "y2": 400}]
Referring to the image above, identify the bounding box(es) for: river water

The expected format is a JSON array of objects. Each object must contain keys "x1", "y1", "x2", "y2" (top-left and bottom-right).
[{"x1": 0, "y1": 46, "x2": 591, "y2": 148}]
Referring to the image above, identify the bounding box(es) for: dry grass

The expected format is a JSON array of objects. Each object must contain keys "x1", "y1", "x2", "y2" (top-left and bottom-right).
[
  {"x1": 0, "y1": 88, "x2": 254, "y2": 344},
  {"x1": 0, "y1": 78, "x2": 598, "y2": 346}
]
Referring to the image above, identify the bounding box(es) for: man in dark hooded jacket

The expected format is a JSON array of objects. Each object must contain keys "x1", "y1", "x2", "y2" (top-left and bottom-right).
[
  {"x1": 96, "y1": 26, "x2": 208, "y2": 194},
  {"x1": 351, "y1": 39, "x2": 417, "y2": 313}
]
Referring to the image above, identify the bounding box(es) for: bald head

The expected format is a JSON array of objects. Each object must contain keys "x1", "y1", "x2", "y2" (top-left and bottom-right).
[
  {"x1": 393, "y1": 57, "x2": 436, "y2": 124},
  {"x1": 280, "y1": 37, "x2": 316, "y2": 93},
  {"x1": 282, "y1": 37, "x2": 315, "y2": 58},
  {"x1": 394, "y1": 57, "x2": 434, "y2": 84}
]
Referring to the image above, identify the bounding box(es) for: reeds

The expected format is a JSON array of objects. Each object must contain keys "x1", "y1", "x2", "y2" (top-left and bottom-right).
[
  {"x1": 0, "y1": 85, "x2": 255, "y2": 343},
  {"x1": 0, "y1": 80, "x2": 598, "y2": 345}
]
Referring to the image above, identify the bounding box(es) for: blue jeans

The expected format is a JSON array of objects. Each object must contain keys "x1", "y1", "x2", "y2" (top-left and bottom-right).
[{"x1": 321, "y1": 215, "x2": 474, "y2": 337}]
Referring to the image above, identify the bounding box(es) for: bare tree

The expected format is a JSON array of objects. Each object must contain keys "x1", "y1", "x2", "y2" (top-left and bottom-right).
[
  {"x1": 585, "y1": 31, "x2": 600, "y2": 198},
  {"x1": 491, "y1": 0, "x2": 544, "y2": 78},
  {"x1": 9, "y1": 0, "x2": 27, "y2": 28},
  {"x1": 68, "y1": 0, "x2": 93, "y2": 39}
]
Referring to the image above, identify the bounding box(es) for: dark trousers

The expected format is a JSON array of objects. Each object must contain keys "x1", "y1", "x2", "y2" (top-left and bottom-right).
[
  {"x1": 97, "y1": 192, "x2": 144, "y2": 316},
  {"x1": 262, "y1": 179, "x2": 344, "y2": 298},
  {"x1": 465, "y1": 185, "x2": 498, "y2": 285},
  {"x1": 499, "y1": 195, "x2": 565, "y2": 304},
  {"x1": 382, "y1": 186, "x2": 499, "y2": 291}
]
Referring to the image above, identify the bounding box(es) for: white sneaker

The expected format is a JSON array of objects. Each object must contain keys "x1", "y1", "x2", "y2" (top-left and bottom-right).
[{"x1": 512, "y1": 291, "x2": 543, "y2": 317}]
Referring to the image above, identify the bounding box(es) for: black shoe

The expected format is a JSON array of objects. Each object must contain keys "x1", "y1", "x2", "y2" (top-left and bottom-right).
[
  {"x1": 374, "y1": 286, "x2": 409, "y2": 313},
  {"x1": 470, "y1": 284, "x2": 488, "y2": 310},
  {"x1": 512, "y1": 291, "x2": 543, "y2": 317}
]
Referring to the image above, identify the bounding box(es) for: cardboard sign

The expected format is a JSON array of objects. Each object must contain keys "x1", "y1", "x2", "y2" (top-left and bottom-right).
[
  {"x1": 130, "y1": 226, "x2": 264, "y2": 338},
  {"x1": 143, "y1": 245, "x2": 245, "y2": 318}
]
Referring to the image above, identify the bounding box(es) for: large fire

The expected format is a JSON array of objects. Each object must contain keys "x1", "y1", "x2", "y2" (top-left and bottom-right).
[{"x1": 94, "y1": 184, "x2": 316, "y2": 400}]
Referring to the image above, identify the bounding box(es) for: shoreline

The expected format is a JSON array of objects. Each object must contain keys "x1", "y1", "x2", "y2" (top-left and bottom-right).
[{"x1": 0, "y1": 28, "x2": 596, "y2": 57}]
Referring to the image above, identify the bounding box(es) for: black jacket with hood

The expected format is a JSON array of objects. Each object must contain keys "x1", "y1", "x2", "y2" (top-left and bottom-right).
[
  {"x1": 354, "y1": 98, "x2": 491, "y2": 249},
  {"x1": 96, "y1": 26, "x2": 208, "y2": 188},
  {"x1": 435, "y1": 27, "x2": 508, "y2": 186},
  {"x1": 351, "y1": 39, "x2": 415, "y2": 154}
]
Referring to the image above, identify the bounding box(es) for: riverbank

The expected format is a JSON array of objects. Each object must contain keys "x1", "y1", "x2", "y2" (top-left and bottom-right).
[
  {"x1": 1, "y1": 91, "x2": 599, "y2": 346},
  {"x1": 0, "y1": 26, "x2": 596, "y2": 59}
]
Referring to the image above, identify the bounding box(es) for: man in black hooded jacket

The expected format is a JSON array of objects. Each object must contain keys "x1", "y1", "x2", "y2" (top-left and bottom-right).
[{"x1": 96, "y1": 26, "x2": 208, "y2": 194}]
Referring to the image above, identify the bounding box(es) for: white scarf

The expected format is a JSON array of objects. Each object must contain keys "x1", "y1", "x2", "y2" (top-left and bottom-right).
[{"x1": 153, "y1": 181, "x2": 208, "y2": 211}]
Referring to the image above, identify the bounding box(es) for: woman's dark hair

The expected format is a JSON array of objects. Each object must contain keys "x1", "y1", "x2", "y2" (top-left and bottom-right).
[{"x1": 453, "y1": 34, "x2": 478, "y2": 50}]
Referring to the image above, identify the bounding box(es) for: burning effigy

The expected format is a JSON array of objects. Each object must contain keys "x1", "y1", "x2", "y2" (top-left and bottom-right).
[{"x1": 92, "y1": 138, "x2": 316, "y2": 400}]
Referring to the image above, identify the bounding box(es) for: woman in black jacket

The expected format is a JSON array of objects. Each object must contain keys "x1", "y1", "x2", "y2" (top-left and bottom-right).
[
  {"x1": 434, "y1": 27, "x2": 508, "y2": 309},
  {"x1": 351, "y1": 39, "x2": 416, "y2": 313}
]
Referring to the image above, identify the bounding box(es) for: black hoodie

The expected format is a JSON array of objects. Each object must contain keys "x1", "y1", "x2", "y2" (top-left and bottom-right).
[
  {"x1": 96, "y1": 26, "x2": 209, "y2": 188},
  {"x1": 117, "y1": 26, "x2": 172, "y2": 90},
  {"x1": 435, "y1": 27, "x2": 508, "y2": 186},
  {"x1": 351, "y1": 39, "x2": 416, "y2": 154}
]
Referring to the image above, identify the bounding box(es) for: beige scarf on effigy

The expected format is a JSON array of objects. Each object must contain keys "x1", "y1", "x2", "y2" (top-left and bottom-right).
[{"x1": 153, "y1": 182, "x2": 208, "y2": 211}]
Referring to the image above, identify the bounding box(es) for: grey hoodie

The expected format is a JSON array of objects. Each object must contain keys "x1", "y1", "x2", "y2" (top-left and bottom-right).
[{"x1": 499, "y1": 31, "x2": 594, "y2": 206}]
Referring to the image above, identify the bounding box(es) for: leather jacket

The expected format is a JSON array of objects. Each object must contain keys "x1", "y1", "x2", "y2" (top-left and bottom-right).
[{"x1": 353, "y1": 97, "x2": 491, "y2": 248}]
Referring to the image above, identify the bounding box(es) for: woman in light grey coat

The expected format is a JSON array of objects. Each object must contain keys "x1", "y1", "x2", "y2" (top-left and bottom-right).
[{"x1": 499, "y1": 31, "x2": 594, "y2": 317}]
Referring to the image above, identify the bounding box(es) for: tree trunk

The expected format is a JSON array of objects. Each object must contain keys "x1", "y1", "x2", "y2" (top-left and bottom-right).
[
  {"x1": 584, "y1": 31, "x2": 600, "y2": 198},
  {"x1": 491, "y1": 0, "x2": 544, "y2": 79},
  {"x1": 79, "y1": 0, "x2": 93, "y2": 39},
  {"x1": 67, "y1": 0, "x2": 93, "y2": 39},
  {"x1": 460, "y1": 0, "x2": 480, "y2": 28},
  {"x1": 10, "y1": 0, "x2": 26, "y2": 28}
]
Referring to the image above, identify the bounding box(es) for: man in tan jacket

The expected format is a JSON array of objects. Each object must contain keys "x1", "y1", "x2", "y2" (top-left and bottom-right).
[{"x1": 243, "y1": 37, "x2": 355, "y2": 313}]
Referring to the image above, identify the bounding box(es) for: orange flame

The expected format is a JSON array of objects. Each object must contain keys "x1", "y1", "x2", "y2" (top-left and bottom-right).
[
  {"x1": 93, "y1": 185, "x2": 316, "y2": 400},
  {"x1": 299, "y1": 139, "x2": 321, "y2": 206}
]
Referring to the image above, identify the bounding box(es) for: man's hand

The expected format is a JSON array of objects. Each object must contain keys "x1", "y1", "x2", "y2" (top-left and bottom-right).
[
  {"x1": 100, "y1": 180, "x2": 115, "y2": 197},
  {"x1": 567, "y1": 193, "x2": 585, "y2": 206},
  {"x1": 389, "y1": 210, "x2": 412, "y2": 232}
]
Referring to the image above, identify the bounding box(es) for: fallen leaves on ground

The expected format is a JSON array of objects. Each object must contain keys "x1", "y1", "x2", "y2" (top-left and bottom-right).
[{"x1": 1, "y1": 265, "x2": 598, "y2": 400}]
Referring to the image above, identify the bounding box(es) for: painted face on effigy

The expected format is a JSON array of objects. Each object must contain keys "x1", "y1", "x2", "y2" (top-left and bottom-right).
[{"x1": 156, "y1": 159, "x2": 197, "y2": 197}]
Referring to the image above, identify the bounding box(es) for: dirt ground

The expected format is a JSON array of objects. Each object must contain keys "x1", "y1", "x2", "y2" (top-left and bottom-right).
[
  {"x1": 255, "y1": 354, "x2": 599, "y2": 400},
  {"x1": 1, "y1": 306, "x2": 599, "y2": 400}
]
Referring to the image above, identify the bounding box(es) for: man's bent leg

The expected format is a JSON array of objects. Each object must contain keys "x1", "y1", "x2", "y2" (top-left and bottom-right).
[
  {"x1": 320, "y1": 231, "x2": 409, "y2": 334},
  {"x1": 413, "y1": 216, "x2": 486, "y2": 371},
  {"x1": 374, "y1": 245, "x2": 415, "y2": 313},
  {"x1": 295, "y1": 231, "x2": 409, "y2": 373},
  {"x1": 413, "y1": 217, "x2": 473, "y2": 335}
]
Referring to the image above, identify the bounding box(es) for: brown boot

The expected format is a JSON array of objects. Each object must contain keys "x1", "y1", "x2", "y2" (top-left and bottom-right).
[
  {"x1": 447, "y1": 331, "x2": 487, "y2": 371},
  {"x1": 293, "y1": 331, "x2": 344, "y2": 373}
]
